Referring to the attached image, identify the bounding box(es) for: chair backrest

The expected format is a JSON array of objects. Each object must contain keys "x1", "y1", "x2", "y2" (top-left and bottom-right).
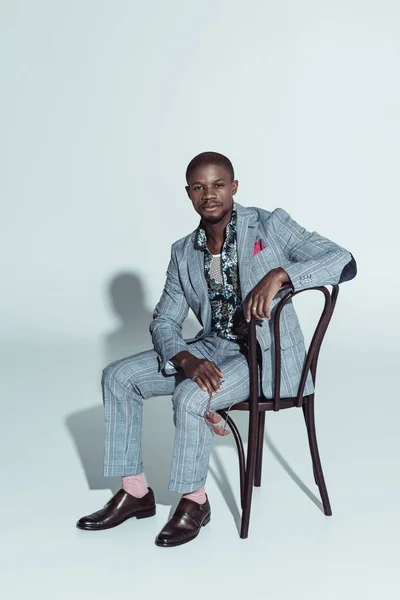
[{"x1": 248, "y1": 284, "x2": 340, "y2": 411}]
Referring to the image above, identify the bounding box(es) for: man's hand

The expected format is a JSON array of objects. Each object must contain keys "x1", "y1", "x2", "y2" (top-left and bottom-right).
[
  {"x1": 244, "y1": 267, "x2": 290, "y2": 322},
  {"x1": 172, "y1": 351, "x2": 224, "y2": 396}
]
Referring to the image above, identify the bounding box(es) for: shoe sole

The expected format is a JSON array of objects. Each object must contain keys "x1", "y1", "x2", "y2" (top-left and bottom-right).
[
  {"x1": 76, "y1": 506, "x2": 156, "y2": 531},
  {"x1": 154, "y1": 513, "x2": 211, "y2": 547}
]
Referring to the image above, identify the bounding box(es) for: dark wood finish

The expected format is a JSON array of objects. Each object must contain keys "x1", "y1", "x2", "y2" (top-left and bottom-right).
[
  {"x1": 217, "y1": 283, "x2": 339, "y2": 538},
  {"x1": 218, "y1": 409, "x2": 246, "y2": 509},
  {"x1": 254, "y1": 412, "x2": 266, "y2": 487}
]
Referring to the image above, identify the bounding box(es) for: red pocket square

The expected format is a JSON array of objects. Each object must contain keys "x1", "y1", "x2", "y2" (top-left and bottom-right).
[{"x1": 253, "y1": 239, "x2": 264, "y2": 256}]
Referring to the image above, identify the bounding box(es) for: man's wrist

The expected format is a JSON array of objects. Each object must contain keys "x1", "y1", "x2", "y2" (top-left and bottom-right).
[
  {"x1": 275, "y1": 267, "x2": 290, "y2": 284},
  {"x1": 171, "y1": 350, "x2": 196, "y2": 369},
  {"x1": 266, "y1": 267, "x2": 290, "y2": 284}
]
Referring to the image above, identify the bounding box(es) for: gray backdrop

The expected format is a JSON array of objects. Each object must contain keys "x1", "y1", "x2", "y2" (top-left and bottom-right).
[{"x1": 0, "y1": 2, "x2": 398, "y2": 600}]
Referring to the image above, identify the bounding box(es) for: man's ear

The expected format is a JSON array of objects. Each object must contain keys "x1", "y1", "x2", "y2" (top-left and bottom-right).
[
  {"x1": 232, "y1": 179, "x2": 239, "y2": 195},
  {"x1": 185, "y1": 185, "x2": 191, "y2": 199}
]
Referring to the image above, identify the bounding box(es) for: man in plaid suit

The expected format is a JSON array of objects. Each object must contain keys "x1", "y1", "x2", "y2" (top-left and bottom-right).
[{"x1": 77, "y1": 152, "x2": 357, "y2": 547}]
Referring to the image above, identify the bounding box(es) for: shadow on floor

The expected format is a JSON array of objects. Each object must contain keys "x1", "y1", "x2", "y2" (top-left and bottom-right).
[
  {"x1": 66, "y1": 272, "x2": 245, "y2": 517},
  {"x1": 66, "y1": 272, "x2": 319, "y2": 531},
  {"x1": 263, "y1": 428, "x2": 324, "y2": 513}
]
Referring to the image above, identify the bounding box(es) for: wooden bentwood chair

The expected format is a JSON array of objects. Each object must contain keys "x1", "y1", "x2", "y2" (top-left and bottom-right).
[{"x1": 216, "y1": 283, "x2": 339, "y2": 539}]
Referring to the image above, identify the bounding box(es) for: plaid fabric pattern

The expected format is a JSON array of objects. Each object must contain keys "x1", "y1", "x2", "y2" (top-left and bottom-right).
[{"x1": 150, "y1": 203, "x2": 354, "y2": 399}]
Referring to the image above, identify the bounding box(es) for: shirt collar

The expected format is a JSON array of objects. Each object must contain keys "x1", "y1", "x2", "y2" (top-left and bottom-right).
[{"x1": 195, "y1": 203, "x2": 237, "y2": 251}]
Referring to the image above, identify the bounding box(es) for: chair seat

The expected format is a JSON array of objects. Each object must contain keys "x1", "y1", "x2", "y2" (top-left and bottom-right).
[{"x1": 228, "y1": 394, "x2": 313, "y2": 412}]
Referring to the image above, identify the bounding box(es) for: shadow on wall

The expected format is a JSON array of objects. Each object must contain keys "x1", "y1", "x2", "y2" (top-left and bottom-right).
[
  {"x1": 104, "y1": 272, "x2": 154, "y2": 363},
  {"x1": 66, "y1": 271, "x2": 246, "y2": 513}
]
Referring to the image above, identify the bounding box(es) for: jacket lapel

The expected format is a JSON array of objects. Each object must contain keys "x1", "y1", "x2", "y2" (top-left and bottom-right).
[
  {"x1": 187, "y1": 234, "x2": 211, "y2": 331},
  {"x1": 236, "y1": 203, "x2": 259, "y2": 299}
]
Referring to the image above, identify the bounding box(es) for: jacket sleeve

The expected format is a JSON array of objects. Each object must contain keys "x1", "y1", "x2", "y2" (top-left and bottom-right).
[
  {"x1": 339, "y1": 253, "x2": 358, "y2": 283},
  {"x1": 149, "y1": 244, "x2": 191, "y2": 371},
  {"x1": 271, "y1": 208, "x2": 357, "y2": 291}
]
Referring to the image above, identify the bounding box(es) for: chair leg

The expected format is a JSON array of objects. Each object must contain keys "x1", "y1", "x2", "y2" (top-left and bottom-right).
[
  {"x1": 302, "y1": 402, "x2": 318, "y2": 486},
  {"x1": 240, "y1": 409, "x2": 259, "y2": 539},
  {"x1": 254, "y1": 412, "x2": 266, "y2": 487},
  {"x1": 302, "y1": 395, "x2": 332, "y2": 516},
  {"x1": 218, "y1": 410, "x2": 246, "y2": 509}
]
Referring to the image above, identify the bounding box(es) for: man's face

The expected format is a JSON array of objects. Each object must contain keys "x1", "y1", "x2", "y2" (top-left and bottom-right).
[{"x1": 185, "y1": 163, "x2": 238, "y2": 224}]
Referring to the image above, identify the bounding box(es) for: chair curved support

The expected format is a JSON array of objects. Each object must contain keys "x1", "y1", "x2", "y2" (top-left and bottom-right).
[{"x1": 271, "y1": 284, "x2": 339, "y2": 410}]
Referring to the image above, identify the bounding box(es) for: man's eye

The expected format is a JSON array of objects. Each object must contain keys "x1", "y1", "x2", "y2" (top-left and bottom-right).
[
  {"x1": 194, "y1": 186, "x2": 202, "y2": 190},
  {"x1": 216, "y1": 183, "x2": 224, "y2": 187}
]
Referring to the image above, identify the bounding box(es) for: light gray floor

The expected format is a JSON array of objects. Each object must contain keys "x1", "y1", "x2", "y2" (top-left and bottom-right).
[{"x1": 1, "y1": 338, "x2": 398, "y2": 600}]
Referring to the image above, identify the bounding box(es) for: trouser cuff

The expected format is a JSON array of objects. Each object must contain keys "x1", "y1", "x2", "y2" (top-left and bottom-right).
[{"x1": 168, "y1": 474, "x2": 208, "y2": 494}]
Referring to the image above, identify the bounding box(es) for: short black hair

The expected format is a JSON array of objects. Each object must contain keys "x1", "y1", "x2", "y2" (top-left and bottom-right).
[{"x1": 186, "y1": 151, "x2": 235, "y2": 184}]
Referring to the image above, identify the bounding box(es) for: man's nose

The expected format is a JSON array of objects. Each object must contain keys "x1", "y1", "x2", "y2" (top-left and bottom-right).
[{"x1": 201, "y1": 187, "x2": 216, "y2": 200}]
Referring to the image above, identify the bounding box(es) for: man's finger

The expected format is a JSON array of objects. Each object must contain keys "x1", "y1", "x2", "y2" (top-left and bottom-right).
[
  {"x1": 251, "y1": 299, "x2": 263, "y2": 320},
  {"x1": 211, "y1": 363, "x2": 224, "y2": 378},
  {"x1": 245, "y1": 296, "x2": 253, "y2": 322},
  {"x1": 258, "y1": 297, "x2": 269, "y2": 319},
  {"x1": 194, "y1": 376, "x2": 209, "y2": 393},
  {"x1": 203, "y1": 377, "x2": 217, "y2": 396},
  {"x1": 264, "y1": 295, "x2": 272, "y2": 319},
  {"x1": 246, "y1": 297, "x2": 258, "y2": 322},
  {"x1": 204, "y1": 369, "x2": 222, "y2": 393},
  {"x1": 195, "y1": 371, "x2": 219, "y2": 395}
]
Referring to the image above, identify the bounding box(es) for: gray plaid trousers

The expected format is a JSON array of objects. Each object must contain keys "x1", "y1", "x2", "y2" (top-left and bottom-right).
[{"x1": 102, "y1": 335, "x2": 251, "y2": 493}]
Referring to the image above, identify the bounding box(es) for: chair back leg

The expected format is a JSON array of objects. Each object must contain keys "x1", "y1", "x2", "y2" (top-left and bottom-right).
[
  {"x1": 303, "y1": 395, "x2": 332, "y2": 516},
  {"x1": 254, "y1": 412, "x2": 266, "y2": 487},
  {"x1": 302, "y1": 404, "x2": 318, "y2": 486}
]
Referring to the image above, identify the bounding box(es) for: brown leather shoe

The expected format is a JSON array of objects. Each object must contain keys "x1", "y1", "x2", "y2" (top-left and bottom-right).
[
  {"x1": 155, "y1": 496, "x2": 211, "y2": 547},
  {"x1": 76, "y1": 488, "x2": 156, "y2": 531}
]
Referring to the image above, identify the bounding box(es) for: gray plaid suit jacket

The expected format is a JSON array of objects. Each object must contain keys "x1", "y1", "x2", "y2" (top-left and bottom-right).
[{"x1": 150, "y1": 203, "x2": 356, "y2": 398}]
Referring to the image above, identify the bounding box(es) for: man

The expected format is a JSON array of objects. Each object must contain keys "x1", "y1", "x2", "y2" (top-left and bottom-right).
[{"x1": 77, "y1": 151, "x2": 357, "y2": 547}]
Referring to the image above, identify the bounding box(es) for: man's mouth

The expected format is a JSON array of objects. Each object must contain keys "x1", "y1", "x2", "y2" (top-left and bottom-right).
[{"x1": 202, "y1": 204, "x2": 220, "y2": 211}]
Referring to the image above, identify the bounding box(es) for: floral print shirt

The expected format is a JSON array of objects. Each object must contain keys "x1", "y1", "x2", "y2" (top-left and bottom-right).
[{"x1": 194, "y1": 205, "x2": 247, "y2": 340}]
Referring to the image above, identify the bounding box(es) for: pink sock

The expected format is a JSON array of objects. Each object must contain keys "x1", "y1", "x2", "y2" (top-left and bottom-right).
[
  {"x1": 183, "y1": 486, "x2": 207, "y2": 505},
  {"x1": 122, "y1": 473, "x2": 149, "y2": 498}
]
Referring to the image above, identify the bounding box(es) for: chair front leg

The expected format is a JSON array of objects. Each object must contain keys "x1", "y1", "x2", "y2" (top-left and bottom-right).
[
  {"x1": 240, "y1": 406, "x2": 259, "y2": 539},
  {"x1": 218, "y1": 409, "x2": 246, "y2": 509}
]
